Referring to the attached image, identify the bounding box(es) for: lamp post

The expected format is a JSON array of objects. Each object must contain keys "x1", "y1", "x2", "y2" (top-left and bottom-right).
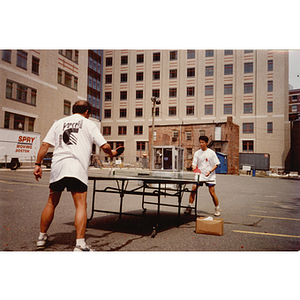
[{"x1": 151, "y1": 97, "x2": 161, "y2": 170}]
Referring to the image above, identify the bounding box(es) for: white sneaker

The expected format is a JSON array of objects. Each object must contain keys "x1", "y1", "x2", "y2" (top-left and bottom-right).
[
  {"x1": 74, "y1": 245, "x2": 95, "y2": 252},
  {"x1": 214, "y1": 206, "x2": 221, "y2": 217},
  {"x1": 36, "y1": 234, "x2": 48, "y2": 248}
]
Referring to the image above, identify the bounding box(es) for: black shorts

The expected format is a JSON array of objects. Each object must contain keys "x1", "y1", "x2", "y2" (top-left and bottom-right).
[
  {"x1": 197, "y1": 182, "x2": 215, "y2": 187},
  {"x1": 49, "y1": 177, "x2": 87, "y2": 193}
]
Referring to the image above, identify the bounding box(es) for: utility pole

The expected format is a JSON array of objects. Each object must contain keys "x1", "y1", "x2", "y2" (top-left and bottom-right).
[{"x1": 150, "y1": 97, "x2": 161, "y2": 170}]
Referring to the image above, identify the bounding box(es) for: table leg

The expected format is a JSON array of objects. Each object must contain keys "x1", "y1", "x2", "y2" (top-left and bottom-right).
[
  {"x1": 87, "y1": 179, "x2": 96, "y2": 225},
  {"x1": 118, "y1": 179, "x2": 126, "y2": 219},
  {"x1": 151, "y1": 182, "x2": 161, "y2": 238}
]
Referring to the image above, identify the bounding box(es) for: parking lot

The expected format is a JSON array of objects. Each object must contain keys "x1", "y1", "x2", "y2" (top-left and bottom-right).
[{"x1": 0, "y1": 167, "x2": 299, "y2": 251}]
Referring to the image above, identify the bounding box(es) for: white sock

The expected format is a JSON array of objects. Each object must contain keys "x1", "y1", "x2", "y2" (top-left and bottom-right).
[
  {"x1": 215, "y1": 205, "x2": 220, "y2": 209},
  {"x1": 76, "y1": 238, "x2": 86, "y2": 248},
  {"x1": 38, "y1": 232, "x2": 47, "y2": 240}
]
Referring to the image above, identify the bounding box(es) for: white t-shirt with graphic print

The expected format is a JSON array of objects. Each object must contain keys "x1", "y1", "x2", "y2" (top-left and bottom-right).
[
  {"x1": 43, "y1": 114, "x2": 107, "y2": 185},
  {"x1": 192, "y1": 148, "x2": 220, "y2": 183}
]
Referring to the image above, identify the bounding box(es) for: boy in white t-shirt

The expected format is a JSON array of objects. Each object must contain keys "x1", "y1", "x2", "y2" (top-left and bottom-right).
[
  {"x1": 34, "y1": 101, "x2": 121, "y2": 251},
  {"x1": 184, "y1": 135, "x2": 221, "y2": 216}
]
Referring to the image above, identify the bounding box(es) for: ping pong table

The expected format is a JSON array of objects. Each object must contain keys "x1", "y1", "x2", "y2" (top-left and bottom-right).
[{"x1": 88, "y1": 170, "x2": 206, "y2": 237}]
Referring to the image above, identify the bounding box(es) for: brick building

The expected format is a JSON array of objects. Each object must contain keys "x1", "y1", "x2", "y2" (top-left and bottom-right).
[
  {"x1": 289, "y1": 88, "x2": 300, "y2": 121},
  {"x1": 149, "y1": 116, "x2": 239, "y2": 174}
]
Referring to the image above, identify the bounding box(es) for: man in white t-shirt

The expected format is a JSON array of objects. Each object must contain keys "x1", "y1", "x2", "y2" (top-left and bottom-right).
[
  {"x1": 184, "y1": 135, "x2": 221, "y2": 216},
  {"x1": 34, "y1": 100, "x2": 120, "y2": 251}
]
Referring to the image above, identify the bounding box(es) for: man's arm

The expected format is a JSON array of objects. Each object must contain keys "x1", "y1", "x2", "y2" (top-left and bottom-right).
[
  {"x1": 101, "y1": 143, "x2": 118, "y2": 158},
  {"x1": 205, "y1": 164, "x2": 218, "y2": 177},
  {"x1": 33, "y1": 142, "x2": 50, "y2": 181}
]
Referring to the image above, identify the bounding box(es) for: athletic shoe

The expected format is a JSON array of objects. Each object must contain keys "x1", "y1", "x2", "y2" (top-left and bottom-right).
[
  {"x1": 184, "y1": 205, "x2": 192, "y2": 215},
  {"x1": 36, "y1": 234, "x2": 48, "y2": 248},
  {"x1": 73, "y1": 245, "x2": 95, "y2": 252},
  {"x1": 214, "y1": 206, "x2": 221, "y2": 217}
]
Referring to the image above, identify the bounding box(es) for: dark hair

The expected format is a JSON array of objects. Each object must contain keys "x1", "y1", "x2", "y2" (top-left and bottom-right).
[
  {"x1": 72, "y1": 101, "x2": 91, "y2": 114},
  {"x1": 199, "y1": 135, "x2": 209, "y2": 143}
]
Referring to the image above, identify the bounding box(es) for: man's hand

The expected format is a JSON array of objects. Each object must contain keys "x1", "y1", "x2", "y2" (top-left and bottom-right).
[{"x1": 34, "y1": 165, "x2": 42, "y2": 181}]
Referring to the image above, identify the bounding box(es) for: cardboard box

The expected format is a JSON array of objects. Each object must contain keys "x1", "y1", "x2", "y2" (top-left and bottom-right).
[{"x1": 196, "y1": 217, "x2": 224, "y2": 236}]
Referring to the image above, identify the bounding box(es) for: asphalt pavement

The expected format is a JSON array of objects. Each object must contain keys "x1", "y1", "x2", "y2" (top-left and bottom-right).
[{"x1": 0, "y1": 167, "x2": 299, "y2": 252}]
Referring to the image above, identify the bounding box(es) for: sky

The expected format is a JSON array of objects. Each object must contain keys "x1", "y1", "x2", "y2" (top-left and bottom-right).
[{"x1": 289, "y1": 50, "x2": 300, "y2": 88}]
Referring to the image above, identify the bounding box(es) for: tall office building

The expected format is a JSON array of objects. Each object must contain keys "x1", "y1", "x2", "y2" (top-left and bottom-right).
[
  {"x1": 101, "y1": 49, "x2": 289, "y2": 169},
  {"x1": 1, "y1": 49, "x2": 102, "y2": 156}
]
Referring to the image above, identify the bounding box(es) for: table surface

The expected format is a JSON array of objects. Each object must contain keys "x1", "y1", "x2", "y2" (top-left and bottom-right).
[{"x1": 88, "y1": 170, "x2": 209, "y2": 184}]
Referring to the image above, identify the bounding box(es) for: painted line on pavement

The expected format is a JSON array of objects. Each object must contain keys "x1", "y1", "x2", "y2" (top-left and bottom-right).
[
  {"x1": 249, "y1": 215, "x2": 300, "y2": 221},
  {"x1": 233, "y1": 230, "x2": 300, "y2": 239},
  {"x1": 0, "y1": 179, "x2": 48, "y2": 188}
]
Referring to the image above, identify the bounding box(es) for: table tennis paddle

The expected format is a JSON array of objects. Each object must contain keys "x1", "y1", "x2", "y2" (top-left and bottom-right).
[
  {"x1": 193, "y1": 167, "x2": 201, "y2": 174},
  {"x1": 115, "y1": 146, "x2": 125, "y2": 157}
]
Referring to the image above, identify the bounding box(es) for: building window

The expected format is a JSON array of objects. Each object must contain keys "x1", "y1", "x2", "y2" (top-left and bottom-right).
[
  {"x1": 103, "y1": 126, "x2": 111, "y2": 135},
  {"x1": 199, "y1": 130, "x2": 205, "y2": 136},
  {"x1": 32, "y1": 56, "x2": 39, "y2": 75},
  {"x1": 137, "y1": 54, "x2": 144, "y2": 63},
  {"x1": 224, "y1": 84, "x2": 233, "y2": 94},
  {"x1": 205, "y1": 85, "x2": 213, "y2": 96},
  {"x1": 153, "y1": 70, "x2": 160, "y2": 80},
  {"x1": 224, "y1": 104, "x2": 232, "y2": 114},
  {"x1": 120, "y1": 108, "x2": 127, "y2": 118},
  {"x1": 136, "y1": 90, "x2": 143, "y2": 99},
  {"x1": 4, "y1": 112, "x2": 10, "y2": 128},
  {"x1": 65, "y1": 72, "x2": 72, "y2": 88},
  {"x1": 14, "y1": 114, "x2": 25, "y2": 130},
  {"x1": 205, "y1": 66, "x2": 214, "y2": 76},
  {"x1": 268, "y1": 81, "x2": 273, "y2": 92},
  {"x1": 243, "y1": 141, "x2": 254, "y2": 151},
  {"x1": 2, "y1": 50, "x2": 11, "y2": 63},
  {"x1": 244, "y1": 62, "x2": 253, "y2": 73},
  {"x1": 268, "y1": 60, "x2": 273, "y2": 71},
  {"x1": 186, "y1": 131, "x2": 192, "y2": 140},
  {"x1": 169, "y1": 69, "x2": 177, "y2": 79},
  {"x1": 169, "y1": 88, "x2": 177, "y2": 98},
  {"x1": 205, "y1": 50, "x2": 214, "y2": 57},
  {"x1": 104, "y1": 109, "x2": 111, "y2": 118},
  {"x1": 186, "y1": 106, "x2": 194, "y2": 116},
  {"x1": 28, "y1": 118, "x2": 34, "y2": 132},
  {"x1": 169, "y1": 106, "x2": 177, "y2": 116},
  {"x1": 121, "y1": 55, "x2": 128, "y2": 65},
  {"x1": 17, "y1": 50, "x2": 27, "y2": 70},
  {"x1": 134, "y1": 126, "x2": 143, "y2": 135},
  {"x1": 74, "y1": 77, "x2": 78, "y2": 91},
  {"x1": 173, "y1": 130, "x2": 179, "y2": 138},
  {"x1": 136, "y1": 72, "x2": 143, "y2": 81},
  {"x1": 136, "y1": 108, "x2": 143, "y2": 117},
  {"x1": 59, "y1": 50, "x2": 79, "y2": 63},
  {"x1": 243, "y1": 103, "x2": 253, "y2": 114},
  {"x1": 243, "y1": 123, "x2": 254, "y2": 134},
  {"x1": 120, "y1": 73, "x2": 127, "y2": 83},
  {"x1": 244, "y1": 82, "x2": 253, "y2": 93},
  {"x1": 118, "y1": 126, "x2": 127, "y2": 135},
  {"x1": 152, "y1": 89, "x2": 160, "y2": 98},
  {"x1": 66, "y1": 50, "x2": 72, "y2": 60},
  {"x1": 187, "y1": 50, "x2": 195, "y2": 59},
  {"x1": 291, "y1": 95, "x2": 298, "y2": 101},
  {"x1": 31, "y1": 89, "x2": 37, "y2": 105},
  {"x1": 153, "y1": 52, "x2": 160, "y2": 62},
  {"x1": 187, "y1": 87, "x2": 195, "y2": 97},
  {"x1": 137, "y1": 141, "x2": 146, "y2": 151},
  {"x1": 75, "y1": 50, "x2": 79, "y2": 63},
  {"x1": 224, "y1": 50, "x2": 233, "y2": 55},
  {"x1": 58, "y1": 69, "x2": 63, "y2": 83},
  {"x1": 244, "y1": 50, "x2": 253, "y2": 53},
  {"x1": 106, "y1": 57, "x2": 112, "y2": 66},
  {"x1": 6, "y1": 80, "x2": 13, "y2": 98},
  {"x1": 267, "y1": 101, "x2": 273, "y2": 113},
  {"x1": 155, "y1": 107, "x2": 160, "y2": 117},
  {"x1": 187, "y1": 68, "x2": 195, "y2": 77},
  {"x1": 205, "y1": 104, "x2": 213, "y2": 115},
  {"x1": 64, "y1": 100, "x2": 71, "y2": 115},
  {"x1": 105, "y1": 74, "x2": 112, "y2": 84},
  {"x1": 291, "y1": 105, "x2": 297, "y2": 112},
  {"x1": 120, "y1": 91, "x2": 127, "y2": 100},
  {"x1": 17, "y1": 84, "x2": 27, "y2": 102},
  {"x1": 267, "y1": 122, "x2": 273, "y2": 133},
  {"x1": 224, "y1": 64, "x2": 233, "y2": 75},
  {"x1": 170, "y1": 51, "x2": 177, "y2": 60},
  {"x1": 105, "y1": 92, "x2": 111, "y2": 101}
]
